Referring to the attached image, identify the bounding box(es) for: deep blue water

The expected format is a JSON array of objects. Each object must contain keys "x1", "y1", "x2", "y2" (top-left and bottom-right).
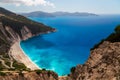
[{"x1": 21, "y1": 15, "x2": 120, "y2": 76}]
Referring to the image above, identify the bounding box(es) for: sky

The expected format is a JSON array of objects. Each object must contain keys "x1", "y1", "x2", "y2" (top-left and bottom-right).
[{"x1": 0, "y1": 0, "x2": 120, "y2": 14}]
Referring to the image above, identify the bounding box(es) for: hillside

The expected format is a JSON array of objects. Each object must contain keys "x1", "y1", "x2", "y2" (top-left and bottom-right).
[
  {"x1": 0, "y1": 7, "x2": 57, "y2": 80},
  {"x1": 21, "y1": 11, "x2": 98, "y2": 17},
  {"x1": 0, "y1": 7, "x2": 120, "y2": 80},
  {"x1": 67, "y1": 25, "x2": 120, "y2": 80}
]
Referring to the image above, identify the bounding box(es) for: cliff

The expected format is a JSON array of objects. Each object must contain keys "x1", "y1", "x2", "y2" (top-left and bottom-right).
[
  {"x1": 69, "y1": 41, "x2": 120, "y2": 80},
  {"x1": 0, "y1": 7, "x2": 58, "y2": 80},
  {"x1": 0, "y1": 7, "x2": 120, "y2": 80},
  {"x1": 68, "y1": 25, "x2": 120, "y2": 80},
  {"x1": 0, "y1": 70, "x2": 58, "y2": 80}
]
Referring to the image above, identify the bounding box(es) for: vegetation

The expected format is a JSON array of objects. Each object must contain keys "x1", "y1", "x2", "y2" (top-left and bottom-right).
[
  {"x1": 91, "y1": 25, "x2": 120, "y2": 50},
  {"x1": 42, "y1": 68, "x2": 46, "y2": 71},
  {"x1": 91, "y1": 39, "x2": 105, "y2": 50},
  {"x1": 19, "y1": 70, "x2": 24, "y2": 77},
  {"x1": 106, "y1": 25, "x2": 120, "y2": 42},
  {"x1": 35, "y1": 69, "x2": 42, "y2": 75},
  {"x1": 115, "y1": 25, "x2": 120, "y2": 33},
  {"x1": 0, "y1": 72, "x2": 6, "y2": 76},
  {"x1": 71, "y1": 67, "x2": 76, "y2": 73},
  {"x1": 13, "y1": 61, "x2": 27, "y2": 70},
  {"x1": 0, "y1": 7, "x2": 55, "y2": 73},
  {"x1": 0, "y1": 62, "x2": 5, "y2": 70},
  {"x1": 5, "y1": 61, "x2": 11, "y2": 67}
]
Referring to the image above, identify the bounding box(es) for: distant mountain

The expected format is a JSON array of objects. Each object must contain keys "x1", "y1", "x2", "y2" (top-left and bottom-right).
[
  {"x1": 21, "y1": 11, "x2": 98, "y2": 17},
  {"x1": 0, "y1": 7, "x2": 120, "y2": 80},
  {"x1": 21, "y1": 11, "x2": 55, "y2": 17},
  {"x1": 52, "y1": 11, "x2": 98, "y2": 16}
]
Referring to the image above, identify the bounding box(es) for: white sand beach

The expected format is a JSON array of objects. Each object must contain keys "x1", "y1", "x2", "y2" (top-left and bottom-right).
[{"x1": 9, "y1": 41, "x2": 40, "y2": 70}]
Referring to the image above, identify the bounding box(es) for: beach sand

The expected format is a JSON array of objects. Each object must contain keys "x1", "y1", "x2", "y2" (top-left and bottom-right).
[{"x1": 9, "y1": 41, "x2": 40, "y2": 70}]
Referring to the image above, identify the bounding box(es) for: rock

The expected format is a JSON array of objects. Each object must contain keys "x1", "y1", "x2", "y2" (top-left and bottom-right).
[
  {"x1": 0, "y1": 71, "x2": 58, "y2": 80},
  {"x1": 69, "y1": 41, "x2": 120, "y2": 80}
]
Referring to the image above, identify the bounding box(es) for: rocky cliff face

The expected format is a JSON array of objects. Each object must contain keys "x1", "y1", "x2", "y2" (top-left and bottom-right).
[
  {"x1": 0, "y1": 7, "x2": 57, "y2": 80},
  {"x1": 69, "y1": 41, "x2": 120, "y2": 80},
  {"x1": 0, "y1": 7, "x2": 55, "y2": 69},
  {"x1": 0, "y1": 7, "x2": 120, "y2": 80},
  {"x1": 0, "y1": 71, "x2": 58, "y2": 80}
]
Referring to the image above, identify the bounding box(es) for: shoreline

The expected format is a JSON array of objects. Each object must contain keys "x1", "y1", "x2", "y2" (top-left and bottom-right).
[
  {"x1": 19, "y1": 42, "x2": 41, "y2": 70},
  {"x1": 8, "y1": 29, "x2": 57, "y2": 70},
  {"x1": 9, "y1": 41, "x2": 40, "y2": 70}
]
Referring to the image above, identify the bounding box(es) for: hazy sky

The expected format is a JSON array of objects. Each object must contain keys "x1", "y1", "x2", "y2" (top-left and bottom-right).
[{"x1": 0, "y1": 0, "x2": 120, "y2": 14}]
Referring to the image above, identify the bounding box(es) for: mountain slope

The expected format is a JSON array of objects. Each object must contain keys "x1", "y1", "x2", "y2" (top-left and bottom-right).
[
  {"x1": 0, "y1": 7, "x2": 120, "y2": 80},
  {"x1": 0, "y1": 7, "x2": 58, "y2": 80},
  {"x1": 22, "y1": 11, "x2": 55, "y2": 17},
  {"x1": 68, "y1": 25, "x2": 120, "y2": 80},
  {"x1": 21, "y1": 11, "x2": 98, "y2": 17}
]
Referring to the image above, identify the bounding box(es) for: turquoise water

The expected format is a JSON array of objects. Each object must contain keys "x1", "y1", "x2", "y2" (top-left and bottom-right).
[{"x1": 21, "y1": 15, "x2": 120, "y2": 76}]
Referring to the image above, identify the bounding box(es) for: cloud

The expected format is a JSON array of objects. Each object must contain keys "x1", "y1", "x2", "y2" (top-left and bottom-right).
[{"x1": 0, "y1": 0, "x2": 55, "y2": 7}]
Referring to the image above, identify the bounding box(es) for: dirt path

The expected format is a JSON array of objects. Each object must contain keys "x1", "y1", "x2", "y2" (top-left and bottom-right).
[{"x1": 0, "y1": 59, "x2": 10, "y2": 68}]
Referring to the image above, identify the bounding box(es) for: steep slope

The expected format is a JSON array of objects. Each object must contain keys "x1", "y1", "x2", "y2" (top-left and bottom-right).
[
  {"x1": 0, "y1": 7, "x2": 120, "y2": 80},
  {"x1": 0, "y1": 70, "x2": 58, "y2": 80},
  {"x1": 68, "y1": 25, "x2": 120, "y2": 80},
  {"x1": 69, "y1": 41, "x2": 120, "y2": 80},
  {"x1": 0, "y1": 7, "x2": 58, "y2": 80},
  {"x1": 0, "y1": 7, "x2": 55, "y2": 70}
]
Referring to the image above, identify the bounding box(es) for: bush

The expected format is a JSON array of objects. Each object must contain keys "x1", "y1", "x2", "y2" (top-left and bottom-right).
[
  {"x1": 0, "y1": 62, "x2": 5, "y2": 71},
  {"x1": 91, "y1": 25, "x2": 120, "y2": 50},
  {"x1": 13, "y1": 61, "x2": 27, "y2": 70},
  {"x1": 35, "y1": 70, "x2": 42, "y2": 75},
  {"x1": 42, "y1": 68, "x2": 46, "y2": 71},
  {"x1": 47, "y1": 70, "x2": 51, "y2": 77},
  {"x1": 106, "y1": 25, "x2": 120, "y2": 42},
  {"x1": 0, "y1": 72, "x2": 6, "y2": 76},
  {"x1": 5, "y1": 61, "x2": 11, "y2": 67},
  {"x1": 19, "y1": 70, "x2": 24, "y2": 77},
  {"x1": 71, "y1": 67, "x2": 76, "y2": 73},
  {"x1": 91, "y1": 39, "x2": 104, "y2": 50},
  {"x1": 115, "y1": 25, "x2": 120, "y2": 33}
]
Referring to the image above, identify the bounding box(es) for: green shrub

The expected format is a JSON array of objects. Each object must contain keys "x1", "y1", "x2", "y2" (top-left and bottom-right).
[
  {"x1": 47, "y1": 70, "x2": 51, "y2": 77},
  {"x1": 0, "y1": 62, "x2": 5, "y2": 71},
  {"x1": 71, "y1": 67, "x2": 76, "y2": 73},
  {"x1": 91, "y1": 25, "x2": 120, "y2": 50},
  {"x1": 13, "y1": 61, "x2": 27, "y2": 70},
  {"x1": 42, "y1": 68, "x2": 46, "y2": 71},
  {"x1": 115, "y1": 25, "x2": 120, "y2": 33},
  {"x1": 8, "y1": 68, "x2": 15, "y2": 71},
  {"x1": 5, "y1": 61, "x2": 11, "y2": 67},
  {"x1": 3, "y1": 54, "x2": 10, "y2": 58},
  {"x1": 35, "y1": 70, "x2": 42, "y2": 75},
  {"x1": 106, "y1": 25, "x2": 120, "y2": 42},
  {"x1": 0, "y1": 72, "x2": 6, "y2": 76},
  {"x1": 91, "y1": 39, "x2": 104, "y2": 50},
  {"x1": 19, "y1": 70, "x2": 24, "y2": 77}
]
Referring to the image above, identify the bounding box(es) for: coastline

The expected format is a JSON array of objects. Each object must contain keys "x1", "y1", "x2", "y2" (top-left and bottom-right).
[
  {"x1": 9, "y1": 41, "x2": 40, "y2": 70},
  {"x1": 8, "y1": 29, "x2": 56, "y2": 70}
]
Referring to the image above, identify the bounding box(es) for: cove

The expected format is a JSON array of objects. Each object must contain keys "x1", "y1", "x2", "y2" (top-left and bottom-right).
[{"x1": 20, "y1": 15, "x2": 120, "y2": 76}]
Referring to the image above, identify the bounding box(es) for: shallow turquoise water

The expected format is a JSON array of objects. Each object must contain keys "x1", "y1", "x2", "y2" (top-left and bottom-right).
[{"x1": 21, "y1": 15, "x2": 120, "y2": 76}]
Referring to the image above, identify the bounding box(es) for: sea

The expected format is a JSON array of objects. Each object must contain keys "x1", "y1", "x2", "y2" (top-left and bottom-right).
[{"x1": 20, "y1": 15, "x2": 120, "y2": 76}]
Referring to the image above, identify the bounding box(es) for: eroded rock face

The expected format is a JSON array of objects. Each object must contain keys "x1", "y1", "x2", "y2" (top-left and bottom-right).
[
  {"x1": 0, "y1": 19, "x2": 58, "y2": 80},
  {"x1": 1, "y1": 7, "x2": 120, "y2": 80},
  {"x1": 0, "y1": 7, "x2": 58, "y2": 80},
  {"x1": 69, "y1": 41, "x2": 120, "y2": 80},
  {"x1": 21, "y1": 26, "x2": 33, "y2": 40},
  {"x1": 0, "y1": 71, "x2": 58, "y2": 80}
]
